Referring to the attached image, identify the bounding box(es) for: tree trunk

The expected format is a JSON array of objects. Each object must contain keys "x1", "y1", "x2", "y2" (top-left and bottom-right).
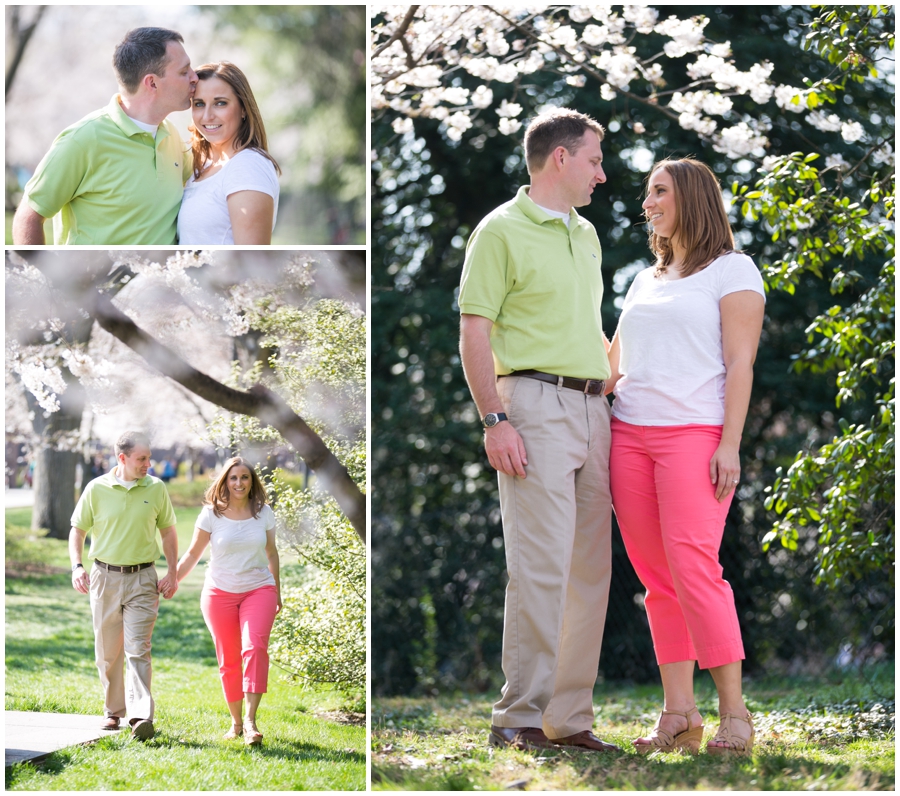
[{"x1": 27, "y1": 387, "x2": 83, "y2": 540}]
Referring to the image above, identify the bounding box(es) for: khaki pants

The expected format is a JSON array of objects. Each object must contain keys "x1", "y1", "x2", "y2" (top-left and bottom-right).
[
  {"x1": 89, "y1": 564, "x2": 159, "y2": 722},
  {"x1": 492, "y1": 376, "x2": 613, "y2": 738}
]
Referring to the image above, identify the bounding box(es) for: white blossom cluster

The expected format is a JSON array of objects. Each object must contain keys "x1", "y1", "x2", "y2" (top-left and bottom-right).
[
  {"x1": 372, "y1": 4, "x2": 873, "y2": 160},
  {"x1": 116, "y1": 250, "x2": 214, "y2": 301},
  {"x1": 12, "y1": 351, "x2": 66, "y2": 414},
  {"x1": 286, "y1": 254, "x2": 317, "y2": 286}
]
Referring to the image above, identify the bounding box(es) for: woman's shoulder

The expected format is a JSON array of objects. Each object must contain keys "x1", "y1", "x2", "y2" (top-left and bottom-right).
[
  {"x1": 231, "y1": 148, "x2": 277, "y2": 172},
  {"x1": 710, "y1": 251, "x2": 766, "y2": 295},
  {"x1": 196, "y1": 503, "x2": 218, "y2": 530},
  {"x1": 628, "y1": 265, "x2": 657, "y2": 290},
  {"x1": 712, "y1": 250, "x2": 757, "y2": 269}
]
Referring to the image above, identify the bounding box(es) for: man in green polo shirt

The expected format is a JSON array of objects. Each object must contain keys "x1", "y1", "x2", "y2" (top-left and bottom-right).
[
  {"x1": 459, "y1": 108, "x2": 619, "y2": 754},
  {"x1": 69, "y1": 431, "x2": 179, "y2": 740},
  {"x1": 12, "y1": 27, "x2": 197, "y2": 245}
]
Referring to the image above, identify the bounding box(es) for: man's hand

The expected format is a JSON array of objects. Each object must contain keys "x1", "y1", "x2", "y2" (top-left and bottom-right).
[
  {"x1": 485, "y1": 421, "x2": 528, "y2": 478},
  {"x1": 157, "y1": 572, "x2": 178, "y2": 600},
  {"x1": 72, "y1": 566, "x2": 89, "y2": 595}
]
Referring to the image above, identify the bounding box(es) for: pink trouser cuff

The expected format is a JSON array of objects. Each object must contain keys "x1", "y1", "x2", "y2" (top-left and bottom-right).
[{"x1": 655, "y1": 641, "x2": 745, "y2": 669}]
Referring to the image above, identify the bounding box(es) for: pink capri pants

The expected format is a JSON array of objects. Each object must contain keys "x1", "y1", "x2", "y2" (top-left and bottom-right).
[
  {"x1": 200, "y1": 585, "x2": 278, "y2": 703},
  {"x1": 610, "y1": 419, "x2": 744, "y2": 669}
]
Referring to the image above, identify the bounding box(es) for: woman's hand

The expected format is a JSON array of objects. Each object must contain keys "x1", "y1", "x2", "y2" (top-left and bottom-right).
[
  {"x1": 275, "y1": 593, "x2": 283, "y2": 615},
  {"x1": 710, "y1": 441, "x2": 740, "y2": 502}
]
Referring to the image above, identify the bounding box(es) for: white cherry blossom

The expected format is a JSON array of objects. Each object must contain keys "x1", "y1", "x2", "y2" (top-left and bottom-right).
[
  {"x1": 499, "y1": 117, "x2": 523, "y2": 135},
  {"x1": 807, "y1": 111, "x2": 843, "y2": 132},
  {"x1": 392, "y1": 117, "x2": 414, "y2": 135},
  {"x1": 371, "y1": 5, "x2": 877, "y2": 160},
  {"x1": 497, "y1": 99, "x2": 523, "y2": 118},
  {"x1": 841, "y1": 121, "x2": 865, "y2": 143},
  {"x1": 774, "y1": 84, "x2": 807, "y2": 112}
]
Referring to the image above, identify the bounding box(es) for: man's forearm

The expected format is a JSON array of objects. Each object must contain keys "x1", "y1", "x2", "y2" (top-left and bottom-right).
[
  {"x1": 68, "y1": 527, "x2": 86, "y2": 567},
  {"x1": 160, "y1": 527, "x2": 178, "y2": 568},
  {"x1": 460, "y1": 314, "x2": 503, "y2": 417},
  {"x1": 12, "y1": 201, "x2": 47, "y2": 245}
]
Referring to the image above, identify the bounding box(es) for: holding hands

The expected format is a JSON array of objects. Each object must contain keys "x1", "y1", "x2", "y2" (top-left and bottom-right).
[{"x1": 158, "y1": 572, "x2": 179, "y2": 600}]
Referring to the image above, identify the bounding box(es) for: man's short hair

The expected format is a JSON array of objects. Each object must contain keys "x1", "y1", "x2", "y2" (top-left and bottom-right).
[
  {"x1": 113, "y1": 27, "x2": 184, "y2": 94},
  {"x1": 524, "y1": 107, "x2": 605, "y2": 175},
  {"x1": 115, "y1": 431, "x2": 151, "y2": 458}
]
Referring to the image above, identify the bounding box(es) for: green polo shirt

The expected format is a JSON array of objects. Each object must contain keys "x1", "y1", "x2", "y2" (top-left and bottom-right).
[
  {"x1": 71, "y1": 469, "x2": 177, "y2": 566},
  {"x1": 459, "y1": 186, "x2": 611, "y2": 380},
  {"x1": 24, "y1": 95, "x2": 190, "y2": 245}
]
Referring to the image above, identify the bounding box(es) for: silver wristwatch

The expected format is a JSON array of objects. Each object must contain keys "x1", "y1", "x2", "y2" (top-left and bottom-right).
[{"x1": 482, "y1": 412, "x2": 508, "y2": 428}]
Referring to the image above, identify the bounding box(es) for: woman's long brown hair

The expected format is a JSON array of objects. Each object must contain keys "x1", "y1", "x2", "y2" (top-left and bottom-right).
[
  {"x1": 646, "y1": 157, "x2": 735, "y2": 277},
  {"x1": 188, "y1": 61, "x2": 282, "y2": 180}
]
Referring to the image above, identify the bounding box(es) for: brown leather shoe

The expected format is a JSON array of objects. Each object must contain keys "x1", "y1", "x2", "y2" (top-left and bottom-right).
[
  {"x1": 130, "y1": 718, "x2": 155, "y2": 741},
  {"x1": 552, "y1": 730, "x2": 621, "y2": 752},
  {"x1": 101, "y1": 716, "x2": 120, "y2": 731},
  {"x1": 489, "y1": 725, "x2": 555, "y2": 750}
]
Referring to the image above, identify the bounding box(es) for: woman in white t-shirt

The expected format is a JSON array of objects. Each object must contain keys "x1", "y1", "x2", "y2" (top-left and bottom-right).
[
  {"x1": 175, "y1": 457, "x2": 281, "y2": 745},
  {"x1": 607, "y1": 158, "x2": 765, "y2": 756},
  {"x1": 177, "y1": 62, "x2": 280, "y2": 244}
]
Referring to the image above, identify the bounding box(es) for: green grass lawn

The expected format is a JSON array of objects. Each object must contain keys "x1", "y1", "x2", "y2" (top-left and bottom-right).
[
  {"x1": 5, "y1": 510, "x2": 364, "y2": 791},
  {"x1": 371, "y1": 673, "x2": 894, "y2": 790}
]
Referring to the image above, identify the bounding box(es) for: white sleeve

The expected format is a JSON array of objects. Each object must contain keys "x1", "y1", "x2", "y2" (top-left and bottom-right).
[
  {"x1": 719, "y1": 253, "x2": 766, "y2": 301},
  {"x1": 222, "y1": 150, "x2": 279, "y2": 200},
  {"x1": 195, "y1": 505, "x2": 215, "y2": 534},
  {"x1": 263, "y1": 504, "x2": 276, "y2": 531}
]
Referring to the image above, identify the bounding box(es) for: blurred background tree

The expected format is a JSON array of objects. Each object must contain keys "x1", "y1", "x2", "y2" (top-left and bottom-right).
[
  {"x1": 5, "y1": 4, "x2": 366, "y2": 244},
  {"x1": 371, "y1": 5, "x2": 894, "y2": 695}
]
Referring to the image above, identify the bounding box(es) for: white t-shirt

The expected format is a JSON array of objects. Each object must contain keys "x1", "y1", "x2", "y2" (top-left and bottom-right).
[
  {"x1": 611, "y1": 251, "x2": 766, "y2": 426},
  {"x1": 195, "y1": 503, "x2": 276, "y2": 593},
  {"x1": 177, "y1": 148, "x2": 279, "y2": 244},
  {"x1": 535, "y1": 203, "x2": 570, "y2": 227}
]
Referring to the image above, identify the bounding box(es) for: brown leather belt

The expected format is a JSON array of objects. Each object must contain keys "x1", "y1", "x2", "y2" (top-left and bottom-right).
[
  {"x1": 95, "y1": 560, "x2": 154, "y2": 574},
  {"x1": 501, "y1": 369, "x2": 607, "y2": 396}
]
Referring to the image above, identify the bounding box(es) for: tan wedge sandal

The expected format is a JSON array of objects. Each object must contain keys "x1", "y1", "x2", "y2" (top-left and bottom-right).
[
  {"x1": 243, "y1": 720, "x2": 263, "y2": 746},
  {"x1": 706, "y1": 712, "x2": 754, "y2": 755},
  {"x1": 634, "y1": 708, "x2": 704, "y2": 755}
]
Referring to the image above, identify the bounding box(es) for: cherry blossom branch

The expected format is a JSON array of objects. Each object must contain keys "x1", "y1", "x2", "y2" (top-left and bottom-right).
[{"x1": 91, "y1": 289, "x2": 366, "y2": 542}]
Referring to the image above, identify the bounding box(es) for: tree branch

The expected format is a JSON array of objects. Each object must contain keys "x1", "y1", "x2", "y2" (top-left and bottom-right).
[
  {"x1": 91, "y1": 289, "x2": 366, "y2": 542},
  {"x1": 6, "y1": 6, "x2": 46, "y2": 97},
  {"x1": 373, "y1": 5, "x2": 420, "y2": 59}
]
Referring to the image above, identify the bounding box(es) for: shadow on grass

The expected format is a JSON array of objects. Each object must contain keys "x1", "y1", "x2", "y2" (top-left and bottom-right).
[
  {"x1": 260, "y1": 739, "x2": 366, "y2": 765},
  {"x1": 7, "y1": 585, "x2": 217, "y2": 667},
  {"x1": 6, "y1": 751, "x2": 75, "y2": 790},
  {"x1": 5, "y1": 633, "x2": 93, "y2": 671},
  {"x1": 5, "y1": 573, "x2": 72, "y2": 593},
  {"x1": 4, "y1": 731, "x2": 365, "y2": 790}
]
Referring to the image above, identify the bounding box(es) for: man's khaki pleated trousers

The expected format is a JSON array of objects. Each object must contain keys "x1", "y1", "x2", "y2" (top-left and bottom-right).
[
  {"x1": 492, "y1": 376, "x2": 613, "y2": 739},
  {"x1": 90, "y1": 564, "x2": 159, "y2": 722}
]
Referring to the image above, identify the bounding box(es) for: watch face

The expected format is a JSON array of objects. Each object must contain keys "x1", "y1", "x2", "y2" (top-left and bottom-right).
[{"x1": 484, "y1": 413, "x2": 498, "y2": 427}]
